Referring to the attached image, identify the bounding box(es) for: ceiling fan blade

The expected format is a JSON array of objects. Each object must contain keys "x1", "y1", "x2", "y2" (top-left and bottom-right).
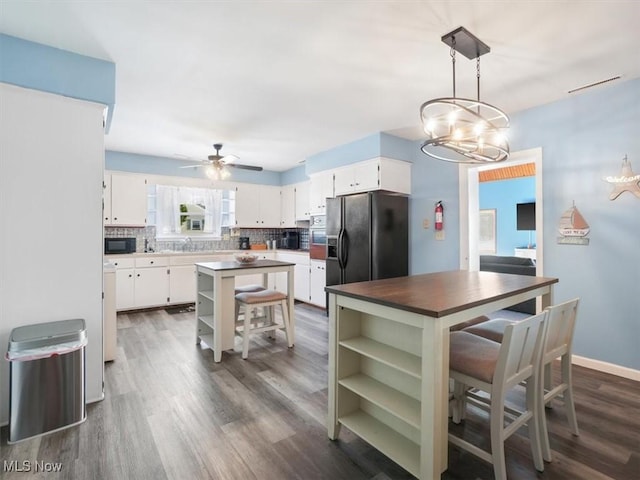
[
  {"x1": 179, "y1": 163, "x2": 207, "y2": 169},
  {"x1": 221, "y1": 154, "x2": 240, "y2": 163},
  {"x1": 227, "y1": 163, "x2": 263, "y2": 171}
]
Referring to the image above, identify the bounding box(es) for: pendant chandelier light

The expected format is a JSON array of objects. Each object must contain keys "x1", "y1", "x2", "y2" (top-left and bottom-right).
[{"x1": 420, "y1": 27, "x2": 509, "y2": 163}]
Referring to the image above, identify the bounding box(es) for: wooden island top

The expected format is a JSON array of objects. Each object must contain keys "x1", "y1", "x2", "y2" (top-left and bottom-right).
[{"x1": 325, "y1": 270, "x2": 558, "y2": 318}]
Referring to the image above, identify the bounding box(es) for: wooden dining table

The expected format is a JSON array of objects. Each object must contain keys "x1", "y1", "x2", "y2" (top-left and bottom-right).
[
  {"x1": 195, "y1": 259, "x2": 295, "y2": 362},
  {"x1": 325, "y1": 270, "x2": 558, "y2": 479}
]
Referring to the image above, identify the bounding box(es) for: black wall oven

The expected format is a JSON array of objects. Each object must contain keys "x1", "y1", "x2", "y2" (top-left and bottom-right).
[
  {"x1": 309, "y1": 215, "x2": 326, "y2": 260},
  {"x1": 104, "y1": 237, "x2": 136, "y2": 254}
]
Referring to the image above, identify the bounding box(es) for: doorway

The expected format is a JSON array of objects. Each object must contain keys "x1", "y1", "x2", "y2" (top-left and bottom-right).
[{"x1": 458, "y1": 147, "x2": 543, "y2": 274}]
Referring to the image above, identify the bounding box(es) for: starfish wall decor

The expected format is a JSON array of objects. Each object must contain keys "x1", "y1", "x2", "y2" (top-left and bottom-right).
[{"x1": 603, "y1": 155, "x2": 640, "y2": 200}]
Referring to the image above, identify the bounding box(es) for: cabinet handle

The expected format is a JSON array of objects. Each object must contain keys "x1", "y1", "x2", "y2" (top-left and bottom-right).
[
  {"x1": 137, "y1": 273, "x2": 140, "y2": 277},
  {"x1": 128, "y1": 274, "x2": 132, "y2": 278},
  {"x1": 150, "y1": 261, "x2": 154, "y2": 264},
  {"x1": 114, "y1": 217, "x2": 118, "y2": 220}
]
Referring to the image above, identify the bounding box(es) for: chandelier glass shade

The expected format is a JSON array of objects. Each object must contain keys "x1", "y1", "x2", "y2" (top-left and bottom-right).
[{"x1": 421, "y1": 27, "x2": 510, "y2": 163}]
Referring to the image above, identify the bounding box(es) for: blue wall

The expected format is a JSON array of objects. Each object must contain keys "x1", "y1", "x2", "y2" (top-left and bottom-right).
[
  {"x1": 106, "y1": 151, "x2": 282, "y2": 185},
  {"x1": 508, "y1": 78, "x2": 640, "y2": 370},
  {"x1": 0, "y1": 34, "x2": 116, "y2": 130},
  {"x1": 479, "y1": 177, "x2": 536, "y2": 255}
]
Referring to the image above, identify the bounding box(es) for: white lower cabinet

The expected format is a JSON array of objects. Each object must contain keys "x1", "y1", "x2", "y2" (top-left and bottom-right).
[
  {"x1": 169, "y1": 264, "x2": 196, "y2": 304},
  {"x1": 294, "y1": 264, "x2": 311, "y2": 302},
  {"x1": 133, "y1": 257, "x2": 169, "y2": 309},
  {"x1": 309, "y1": 260, "x2": 326, "y2": 308},
  {"x1": 115, "y1": 267, "x2": 135, "y2": 310}
]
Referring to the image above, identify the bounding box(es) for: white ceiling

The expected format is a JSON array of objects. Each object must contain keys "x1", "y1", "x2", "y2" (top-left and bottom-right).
[{"x1": 2, "y1": 1, "x2": 639, "y2": 172}]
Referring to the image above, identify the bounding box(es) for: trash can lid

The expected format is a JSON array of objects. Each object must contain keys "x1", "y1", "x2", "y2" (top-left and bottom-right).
[{"x1": 8, "y1": 319, "x2": 86, "y2": 352}]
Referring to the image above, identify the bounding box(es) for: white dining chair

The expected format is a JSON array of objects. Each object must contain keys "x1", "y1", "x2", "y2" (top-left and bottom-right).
[
  {"x1": 449, "y1": 311, "x2": 548, "y2": 479},
  {"x1": 462, "y1": 298, "x2": 581, "y2": 461}
]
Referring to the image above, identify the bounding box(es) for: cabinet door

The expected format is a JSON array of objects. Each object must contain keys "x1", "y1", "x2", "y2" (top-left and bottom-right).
[
  {"x1": 234, "y1": 183, "x2": 258, "y2": 227},
  {"x1": 169, "y1": 264, "x2": 196, "y2": 304},
  {"x1": 294, "y1": 264, "x2": 310, "y2": 302},
  {"x1": 310, "y1": 172, "x2": 334, "y2": 214},
  {"x1": 259, "y1": 185, "x2": 281, "y2": 227},
  {"x1": 281, "y1": 185, "x2": 296, "y2": 227},
  {"x1": 294, "y1": 181, "x2": 310, "y2": 220},
  {"x1": 310, "y1": 260, "x2": 326, "y2": 307},
  {"x1": 115, "y1": 268, "x2": 135, "y2": 310},
  {"x1": 134, "y1": 267, "x2": 169, "y2": 308},
  {"x1": 353, "y1": 160, "x2": 380, "y2": 192},
  {"x1": 109, "y1": 173, "x2": 147, "y2": 226},
  {"x1": 333, "y1": 166, "x2": 355, "y2": 196}
]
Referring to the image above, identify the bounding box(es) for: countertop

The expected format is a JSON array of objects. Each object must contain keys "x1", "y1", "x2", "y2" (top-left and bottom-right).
[{"x1": 325, "y1": 270, "x2": 558, "y2": 318}]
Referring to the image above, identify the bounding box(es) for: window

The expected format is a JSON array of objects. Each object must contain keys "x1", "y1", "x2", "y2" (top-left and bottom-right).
[{"x1": 149, "y1": 185, "x2": 233, "y2": 239}]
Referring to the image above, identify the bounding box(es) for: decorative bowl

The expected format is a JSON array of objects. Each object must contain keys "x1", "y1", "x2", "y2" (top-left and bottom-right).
[{"x1": 234, "y1": 253, "x2": 259, "y2": 264}]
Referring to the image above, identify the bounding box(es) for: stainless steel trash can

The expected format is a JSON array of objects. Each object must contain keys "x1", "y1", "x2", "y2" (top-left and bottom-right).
[{"x1": 7, "y1": 318, "x2": 87, "y2": 444}]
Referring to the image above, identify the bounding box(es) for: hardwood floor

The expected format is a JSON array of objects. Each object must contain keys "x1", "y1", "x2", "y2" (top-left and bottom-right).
[{"x1": 1, "y1": 303, "x2": 638, "y2": 479}]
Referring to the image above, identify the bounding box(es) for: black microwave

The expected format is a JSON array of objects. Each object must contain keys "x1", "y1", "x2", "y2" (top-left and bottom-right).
[{"x1": 104, "y1": 237, "x2": 136, "y2": 254}]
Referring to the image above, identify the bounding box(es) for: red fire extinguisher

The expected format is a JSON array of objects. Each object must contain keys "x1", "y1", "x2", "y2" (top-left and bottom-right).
[{"x1": 435, "y1": 201, "x2": 444, "y2": 231}]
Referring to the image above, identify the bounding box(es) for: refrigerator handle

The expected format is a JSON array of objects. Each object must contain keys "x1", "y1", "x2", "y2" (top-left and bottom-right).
[
  {"x1": 337, "y1": 229, "x2": 345, "y2": 269},
  {"x1": 340, "y1": 229, "x2": 348, "y2": 267}
]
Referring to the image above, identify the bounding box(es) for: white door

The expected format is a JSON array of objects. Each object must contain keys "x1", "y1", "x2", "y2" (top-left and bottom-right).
[
  {"x1": 281, "y1": 185, "x2": 296, "y2": 227},
  {"x1": 259, "y1": 185, "x2": 282, "y2": 227},
  {"x1": 353, "y1": 160, "x2": 379, "y2": 192},
  {"x1": 295, "y1": 181, "x2": 310, "y2": 220}
]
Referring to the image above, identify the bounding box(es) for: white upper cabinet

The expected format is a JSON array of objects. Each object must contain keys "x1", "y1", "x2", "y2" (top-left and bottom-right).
[
  {"x1": 333, "y1": 157, "x2": 412, "y2": 196},
  {"x1": 294, "y1": 181, "x2": 311, "y2": 220},
  {"x1": 235, "y1": 184, "x2": 282, "y2": 228},
  {"x1": 281, "y1": 184, "x2": 296, "y2": 228},
  {"x1": 104, "y1": 172, "x2": 147, "y2": 226},
  {"x1": 309, "y1": 171, "x2": 334, "y2": 214}
]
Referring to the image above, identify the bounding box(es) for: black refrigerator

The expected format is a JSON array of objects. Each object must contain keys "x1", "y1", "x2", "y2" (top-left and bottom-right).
[{"x1": 326, "y1": 191, "x2": 408, "y2": 287}]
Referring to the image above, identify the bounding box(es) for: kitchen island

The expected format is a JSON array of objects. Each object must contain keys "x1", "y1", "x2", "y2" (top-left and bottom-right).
[
  {"x1": 195, "y1": 259, "x2": 295, "y2": 362},
  {"x1": 325, "y1": 270, "x2": 558, "y2": 479}
]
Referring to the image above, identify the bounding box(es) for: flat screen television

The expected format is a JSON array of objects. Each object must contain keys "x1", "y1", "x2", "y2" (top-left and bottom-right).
[{"x1": 516, "y1": 202, "x2": 536, "y2": 230}]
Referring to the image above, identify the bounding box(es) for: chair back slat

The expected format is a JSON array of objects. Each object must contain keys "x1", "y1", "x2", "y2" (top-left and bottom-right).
[
  {"x1": 496, "y1": 311, "x2": 548, "y2": 389},
  {"x1": 544, "y1": 298, "x2": 579, "y2": 363}
]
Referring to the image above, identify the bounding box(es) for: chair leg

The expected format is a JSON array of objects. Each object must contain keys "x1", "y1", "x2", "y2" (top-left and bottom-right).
[
  {"x1": 561, "y1": 354, "x2": 579, "y2": 436},
  {"x1": 242, "y1": 305, "x2": 250, "y2": 360},
  {"x1": 539, "y1": 361, "x2": 553, "y2": 463},
  {"x1": 544, "y1": 362, "x2": 553, "y2": 409},
  {"x1": 526, "y1": 378, "x2": 545, "y2": 471},
  {"x1": 490, "y1": 398, "x2": 508, "y2": 480},
  {"x1": 452, "y1": 380, "x2": 466, "y2": 424},
  {"x1": 280, "y1": 300, "x2": 293, "y2": 347},
  {"x1": 266, "y1": 306, "x2": 276, "y2": 339}
]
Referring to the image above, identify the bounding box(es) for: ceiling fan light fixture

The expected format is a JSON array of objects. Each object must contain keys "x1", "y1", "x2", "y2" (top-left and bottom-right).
[{"x1": 420, "y1": 27, "x2": 510, "y2": 164}]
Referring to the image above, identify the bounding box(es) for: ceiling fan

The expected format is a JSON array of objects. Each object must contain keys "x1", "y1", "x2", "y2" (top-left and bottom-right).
[{"x1": 179, "y1": 144, "x2": 263, "y2": 180}]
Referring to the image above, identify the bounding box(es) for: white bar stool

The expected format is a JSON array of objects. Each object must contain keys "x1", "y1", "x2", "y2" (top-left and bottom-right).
[{"x1": 234, "y1": 289, "x2": 292, "y2": 359}]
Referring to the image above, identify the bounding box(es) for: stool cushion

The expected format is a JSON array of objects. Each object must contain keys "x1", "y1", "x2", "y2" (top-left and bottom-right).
[
  {"x1": 235, "y1": 289, "x2": 287, "y2": 304},
  {"x1": 450, "y1": 331, "x2": 501, "y2": 383},
  {"x1": 450, "y1": 315, "x2": 490, "y2": 332},
  {"x1": 463, "y1": 318, "x2": 516, "y2": 343},
  {"x1": 234, "y1": 284, "x2": 266, "y2": 294}
]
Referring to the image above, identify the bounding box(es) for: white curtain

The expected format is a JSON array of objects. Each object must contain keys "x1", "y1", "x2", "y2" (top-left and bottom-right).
[
  {"x1": 156, "y1": 185, "x2": 180, "y2": 235},
  {"x1": 155, "y1": 185, "x2": 223, "y2": 237}
]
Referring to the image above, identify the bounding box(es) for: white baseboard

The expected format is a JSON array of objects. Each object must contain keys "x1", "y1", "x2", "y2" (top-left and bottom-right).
[{"x1": 573, "y1": 355, "x2": 640, "y2": 382}]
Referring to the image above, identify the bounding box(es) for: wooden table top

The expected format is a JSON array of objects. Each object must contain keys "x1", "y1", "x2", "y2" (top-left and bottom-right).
[
  {"x1": 324, "y1": 270, "x2": 558, "y2": 317},
  {"x1": 195, "y1": 259, "x2": 295, "y2": 271}
]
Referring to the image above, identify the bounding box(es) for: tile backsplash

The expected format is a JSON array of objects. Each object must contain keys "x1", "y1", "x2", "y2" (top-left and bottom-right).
[{"x1": 104, "y1": 226, "x2": 309, "y2": 253}]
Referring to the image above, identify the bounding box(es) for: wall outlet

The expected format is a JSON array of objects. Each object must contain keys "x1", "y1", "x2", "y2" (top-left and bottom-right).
[
  {"x1": 435, "y1": 230, "x2": 445, "y2": 241},
  {"x1": 423, "y1": 219, "x2": 430, "y2": 229}
]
